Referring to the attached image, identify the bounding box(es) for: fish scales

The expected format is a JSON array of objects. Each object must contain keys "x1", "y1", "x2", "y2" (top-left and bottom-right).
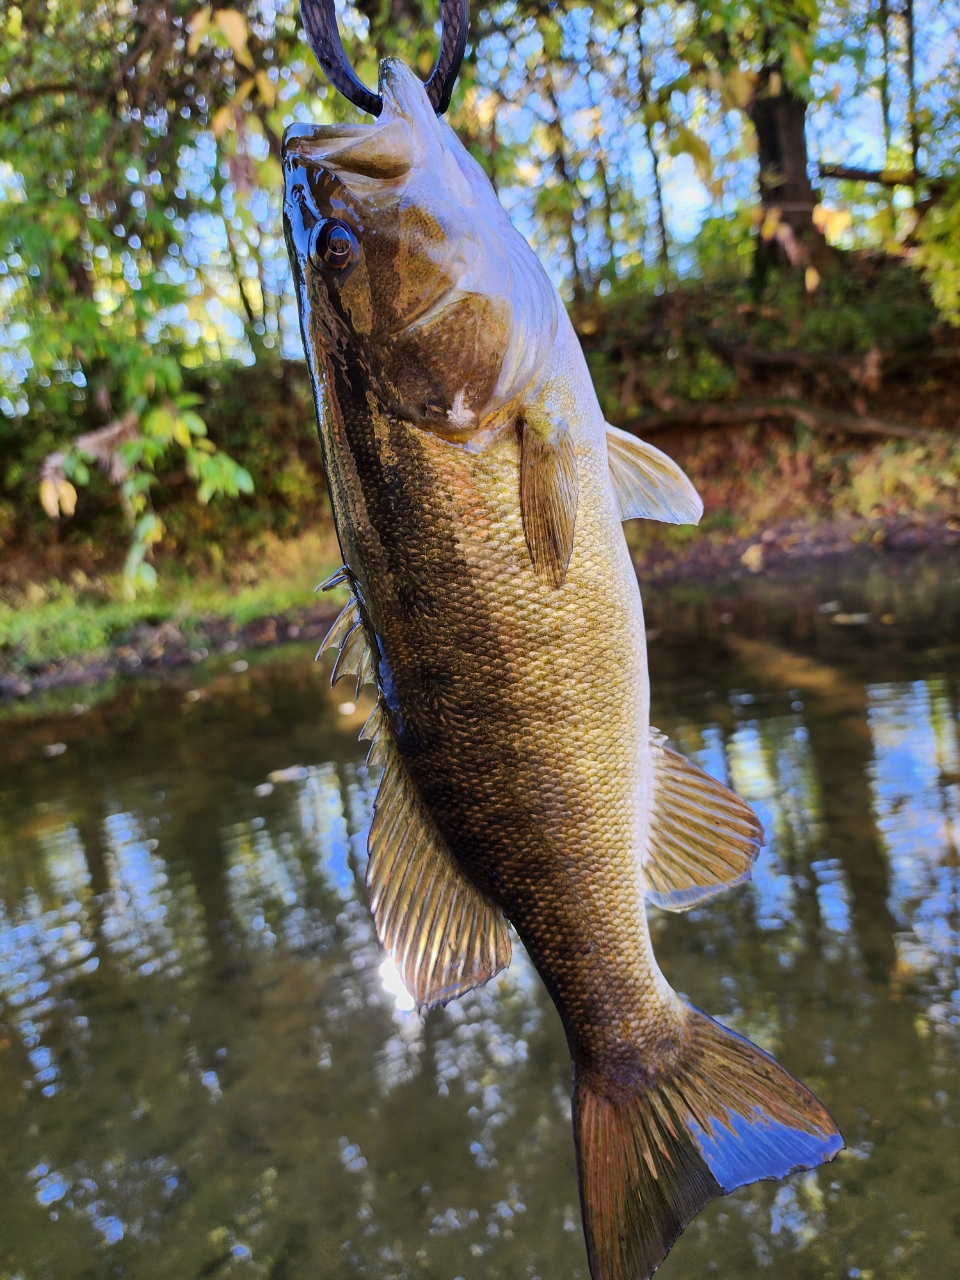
[{"x1": 284, "y1": 56, "x2": 842, "y2": 1280}]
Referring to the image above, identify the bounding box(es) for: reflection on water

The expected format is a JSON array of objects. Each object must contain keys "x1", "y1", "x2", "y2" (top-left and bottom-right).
[{"x1": 1, "y1": 559, "x2": 960, "y2": 1278}]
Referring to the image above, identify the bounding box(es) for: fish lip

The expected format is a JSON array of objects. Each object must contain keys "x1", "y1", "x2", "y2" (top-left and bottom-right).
[{"x1": 282, "y1": 122, "x2": 370, "y2": 153}]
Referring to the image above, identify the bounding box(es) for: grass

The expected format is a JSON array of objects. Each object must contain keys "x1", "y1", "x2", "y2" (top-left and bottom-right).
[
  {"x1": 6, "y1": 430, "x2": 960, "y2": 671},
  {"x1": 1, "y1": 528, "x2": 343, "y2": 667}
]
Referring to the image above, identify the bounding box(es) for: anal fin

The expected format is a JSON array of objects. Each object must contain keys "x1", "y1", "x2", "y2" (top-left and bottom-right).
[
  {"x1": 606, "y1": 423, "x2": 702, "y2": 525},
  {"x1": 365, "y1": 706, "x2": 511, "y2": 1010},
  {"x1": 644, "y1": 728, "x2": 763, "y2": 910}
]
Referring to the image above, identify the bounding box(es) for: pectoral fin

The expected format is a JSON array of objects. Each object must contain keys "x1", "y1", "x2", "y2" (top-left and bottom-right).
[
  {"x1": 643, "y1": 728, "x2": 764, "y2": 910},
  {"x1": 519, "y1": 414, "x2": 579, "y2": 588},
  {"x1": 606, "y1": 423, "x2": 702, "y2": 525},
  {"x1": 364, "y1": 703, "x2": 512, "y2": 1010}
]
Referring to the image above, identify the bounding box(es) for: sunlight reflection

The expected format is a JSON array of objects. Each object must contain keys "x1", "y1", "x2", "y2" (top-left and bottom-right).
[
  {"x1": 101, "y1": 812, "x2": 205, "y2": 980},
  {"x1": 869, "y1": 679, "x2": 960, "y2": 1031},
  {"x1": 0, "y1": 823, "x2": 97, "y2": 1096},
  {"x1": 379, "y1": 957, "x2": 416, "y2": 1012}
]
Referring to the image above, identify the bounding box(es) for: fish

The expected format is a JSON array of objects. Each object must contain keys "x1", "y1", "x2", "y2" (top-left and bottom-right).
[{"x1": 282, "y1": 57, "x2": 843, "y2": 1280}]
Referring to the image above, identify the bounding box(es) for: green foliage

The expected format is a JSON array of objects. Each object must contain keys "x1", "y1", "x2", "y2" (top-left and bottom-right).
[
  {"x1": 842, "y1": 436, "x2": 960, "y2": 520},
  {"x1": 1, "y1": 0, "x2": 958, "y2": 595},
  {"x1": 0, "y1": 527, "x2": 340, "y2": 664},
  {"x1": 799, "y1": 307, "x2": 874, "y2": 354},
  {"x1": 914, "y1": 182, "x2": 960, "y2": 327},
  {"x1": 687, "y1": 349, "x2": 739, "y2": 401}
]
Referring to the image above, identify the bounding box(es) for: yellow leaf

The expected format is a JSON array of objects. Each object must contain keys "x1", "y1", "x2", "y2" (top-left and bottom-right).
[
  {"x1": 212, "y1": 106, "x2": 234, "y2": 139},
  {"x1": 760, "y1": 209, "x2": 781, "y2": 241},
  {"x1": 57, "y1": 479, "x2": 78, "y2": 517},
  {"x1": 813, "y1": 204, "x2": 853, "y2": 242},
  {"x1": 215, "y1": 9, "x2": 254, "y2": 69},
  {"x1": 805, "y1": 266, "x2": 821, "y2": 294},
  {"x1": 670, "y1": 125, "x2": 712, "y2": 180},
  {"x1": 726, "y1": 67, "x2": 755, "y2": 109},
  {"x1": 827, "y1": 209, "x2": 852, "y2": 239},
  {"x1": 741, "y1": 544, "x2": 764, "y2": 573},
  {"x1": 187, "y1": 6, "x2": 211, "y2": 56},
  {"x1": 788, "y1": 41, "x2": 807, "y2": 73},
  {"x1": 173, "y1": 419, "x2": 192, "y2": 448},
  {"x1": 39, "y1": 477, "x2": 61, "y2": 519},
  {"x1": 254, "y1": 70, "x2": 276, "y2": 108}
]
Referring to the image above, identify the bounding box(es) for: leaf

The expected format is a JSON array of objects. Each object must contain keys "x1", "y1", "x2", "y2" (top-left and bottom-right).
[
  {"x1": 136, "y1": 562, "x2": 158, "y2": 591},
  {"x1": 726, "y1": 67, "x2": 755, "y2": 109},
  {"x1": 143, "y1": 406, "x2": 175, "y2": 440},
  {"x1": 254, "y1": 71, "x2": 276, "y2": 108},
  {"x1": 56, "y1": 479, "x2": 78, "y2": 517},
  {"x1": 788, "y1": 40, "x2": 809, "y2": 74},
  {"x1": 173, "y1": 418, "x2": 192, "y2": 448},
  {"x1": 180, "y1": 410, "x2": 207, "y2": 436},
  {"x1": 187, "y1": 6, "x2": 212, "y2": 56},
  {"x1": 39, "y1": 478, "x2": 61, "y2": 519},
  {"x1": 215, "y1": 9, "x2": 254, "y2": 69},
  {"x1": 212, "y1": 107, "x2": 234, "y2": 140},
  {"x1": 669, "y1": 125, "x2": 713, "y2": 182}
]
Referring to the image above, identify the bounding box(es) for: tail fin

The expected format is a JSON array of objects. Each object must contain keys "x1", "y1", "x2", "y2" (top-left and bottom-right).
[{"x1": 573, "y1": 1007, "x2": 843, "y2": 1280}]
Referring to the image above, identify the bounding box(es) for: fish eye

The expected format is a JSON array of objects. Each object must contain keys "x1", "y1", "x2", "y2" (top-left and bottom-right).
[{"x1": 309, "y1": 218, "x2": 359, "y2": 271}]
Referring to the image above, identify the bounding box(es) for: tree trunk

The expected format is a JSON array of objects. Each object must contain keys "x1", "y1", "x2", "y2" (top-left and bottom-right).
[
  {"x1": 749, "y1": 67, "x2": 827, "y2": 288},
  {"x1": 749, "y1": 67, "x2": 816, "y2": 231}
]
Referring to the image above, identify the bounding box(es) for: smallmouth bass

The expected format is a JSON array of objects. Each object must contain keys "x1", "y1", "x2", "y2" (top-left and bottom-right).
[{"x1": 282, "y1": 59, "x2": 842, "y2": 1280}]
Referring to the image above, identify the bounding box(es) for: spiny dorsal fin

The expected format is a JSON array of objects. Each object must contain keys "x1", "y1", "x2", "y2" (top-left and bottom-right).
[
  {"x1": 519, "y1": 415, "x2": 579, "y2": 589},
  {"x1": 365, "y1": 703, "x2": 512, "y2": 1010},
  {"x1": 316, "y1": 591, "x2": 377, "y2": 696},
  {"x1": 643, "y1": 728, "x2": 763, "y2": 910},
  {"x1": 606, "y1": 423, "x2": 703, "y2": 525},
  {"x1": 316, "y1": 564, "x2": 350, "y2": 593},
  {"x1": 316, "y1": 596, "x2": 359, "y2": 660}
]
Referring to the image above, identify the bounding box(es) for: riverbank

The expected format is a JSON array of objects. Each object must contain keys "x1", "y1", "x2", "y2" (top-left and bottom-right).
[
  {"x1": 5, "y1": 507, "x2": 960, "y2": 710},
  {"x1": 0, "y1": 529, "x2": 344, "y2": 704}
]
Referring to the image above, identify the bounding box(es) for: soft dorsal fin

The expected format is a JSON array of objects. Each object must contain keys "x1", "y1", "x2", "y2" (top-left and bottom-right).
[
  {"x1": 364, "y1": 707, "x2": 512, "y2": 1009},
  {"x1": 643, "y1": 728, "x2": 763, "y2": 910},
  {"x1": 606, "y1": 423, "x2": 703, "y2": 525}
]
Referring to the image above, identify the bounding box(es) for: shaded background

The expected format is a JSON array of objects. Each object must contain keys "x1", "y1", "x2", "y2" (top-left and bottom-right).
[{"x1": 2, "y1": 0, "x2": 960, "y2": 623}]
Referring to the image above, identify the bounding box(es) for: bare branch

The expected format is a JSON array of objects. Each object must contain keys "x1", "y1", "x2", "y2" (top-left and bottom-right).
[
  {"x1": 617, "y1": 398, "x2": 930, "y2": 441},
  {"x1": 818, "y1": 163, "x2": 947, "y2": 192}
]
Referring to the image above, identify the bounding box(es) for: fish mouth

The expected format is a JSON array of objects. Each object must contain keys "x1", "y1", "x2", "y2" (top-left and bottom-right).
[{"x1": 282, "y1": 119, "x2": 414, "y2": 180}]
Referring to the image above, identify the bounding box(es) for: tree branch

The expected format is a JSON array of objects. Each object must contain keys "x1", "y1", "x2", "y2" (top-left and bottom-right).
[
  {"x1": 818, "y1": 163, "x2": 947, "y2": 193},
  {"x1": 617, "y1": 398, "x2": 930, "y2": 440},
  {"x1": 0, "y1": 80, "x2": 101, "y2": 114}
]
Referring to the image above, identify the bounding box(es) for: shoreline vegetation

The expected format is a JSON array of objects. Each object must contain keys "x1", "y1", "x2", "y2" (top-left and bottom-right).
[
  {"x1": 5, "y1": 265, "x2": 960, "y2": 703},
  {"x1": 5, "y1": 507, "x2": 960, "y2": 708}
]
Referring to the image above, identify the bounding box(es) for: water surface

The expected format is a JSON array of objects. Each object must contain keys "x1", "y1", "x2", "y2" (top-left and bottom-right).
[{"x1": 1, "y1": 553, "x2": 959, "y2": 1279}]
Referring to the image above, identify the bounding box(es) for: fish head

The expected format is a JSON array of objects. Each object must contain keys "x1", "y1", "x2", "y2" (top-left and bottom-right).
[{"x1": 283, "y1": 59, "x2": 558, "y2": 443}]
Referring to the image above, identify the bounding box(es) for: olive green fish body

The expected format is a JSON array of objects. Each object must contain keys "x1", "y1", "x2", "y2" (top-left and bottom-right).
[{"x1": 284, "y1": 59, "x2": 842, "y2": 1280}]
